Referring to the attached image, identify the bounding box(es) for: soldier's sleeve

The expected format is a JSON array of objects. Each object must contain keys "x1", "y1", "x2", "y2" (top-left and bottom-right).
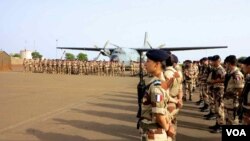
[
  {"x1": 233, "y1": 73, "x2": 245, "y2": 88},
  {"x1": 218, "y1": 68, "x2": 226, "y2": 79},
  {"x1": 150, "y1": 81, "x2": 166, "y2": 115}
]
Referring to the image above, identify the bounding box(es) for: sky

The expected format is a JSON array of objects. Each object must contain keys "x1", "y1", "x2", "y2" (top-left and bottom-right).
[{"x1": 0, "y1": 0, "x2": 249, "y2": 62}]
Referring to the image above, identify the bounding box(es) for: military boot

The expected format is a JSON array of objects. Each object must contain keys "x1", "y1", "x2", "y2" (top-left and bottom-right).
[
  {"x1": 208, "y1": 122, "x2": 219, "y2": 129},
  {"x1": 203, "y1": 111, "x2": 213, "y2": 118},
  {"x1": 189, "y1": 95, "x2": 192, "y2": 101},
  {"x1": 205, "y1": 113, "x2": 216, "y2": 120},
  {"x1": 200, "y1": 104, "x2": 209, "y2": 112},
  {"x1": 211, "y1": 125, "x2": 222, "y2": 133},
  {"x1": 196, "y1": 99, "x2": 204, "y2": 105},
  {"x1": 182, "y1": 96, "x2": 187, "y2": 101}
]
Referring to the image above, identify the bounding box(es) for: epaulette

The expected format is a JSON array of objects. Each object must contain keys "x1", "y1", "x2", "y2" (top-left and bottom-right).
[{"x1": 153, "y1": 80, "x2": 161, "y2": 86}]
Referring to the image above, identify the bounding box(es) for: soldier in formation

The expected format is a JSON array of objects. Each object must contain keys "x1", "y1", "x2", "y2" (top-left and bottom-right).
[
  {"x1": 23, "y1": 59, "x2": 139, "y2": 77},
  {"x1": 192, "y1": 55, "x2": 250, "y2": 133},
  {"x1": 139, "y1": 49, "x2": 181, "y2": 141}
]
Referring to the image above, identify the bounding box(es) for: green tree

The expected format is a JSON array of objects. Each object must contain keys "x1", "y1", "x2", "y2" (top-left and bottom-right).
[
  {"x1": 31, "y1": 51, "x2": 43, "y2": 59},
  {"x1": 77, "y1": 53, "x2": 88, "y2": 61},
  {"x1": 12, "y1": 53, "x2": 21, "y2": 58},
  {"x1": 65, "y1": 53, "x2": 75, "y2": 60}
]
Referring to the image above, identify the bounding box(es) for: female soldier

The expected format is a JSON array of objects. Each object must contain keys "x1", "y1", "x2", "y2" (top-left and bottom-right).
[{"x1": 140, "y1": 49, "x2": 179, "y2": 141}]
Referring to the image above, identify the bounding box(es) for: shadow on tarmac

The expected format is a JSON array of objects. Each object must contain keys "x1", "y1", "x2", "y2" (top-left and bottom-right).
[{"x1": 71, "y1": 108, "x2": 136, "y2": 123}]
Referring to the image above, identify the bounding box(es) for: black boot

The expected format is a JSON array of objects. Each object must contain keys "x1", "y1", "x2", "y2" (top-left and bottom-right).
[
  {"x1": 203, "y1": 112, "x2": 213, "y2": 117},
  {"x1": 206, "y1": 113, "x2": 216, "y2": 120},
  {"x1": 196, "y1": 99, "x2": 204, "y2": 105},
  {"x1": 200, "y1": 104, "x2": 209, "y2": 112},
  {"x1": 183, "y1": 96, "x2": 187, "y2": 101},
  {"x1": 189, "y1": 95, "x2": 192, "y2": 101},
  {"x1": 199, "y1": 101, "x2": 205, "y2": 107},
  {"x1": 209, "y1": 122, "x2": 219, "y2": 129},
  {"x1": 211, "y1": 125, "x2": 222, "y2": 133}
]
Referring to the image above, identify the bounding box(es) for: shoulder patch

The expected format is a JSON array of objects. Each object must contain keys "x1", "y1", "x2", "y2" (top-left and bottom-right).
[{"x1": 153, "y1": 80, "x2": 161, "y2": 86}]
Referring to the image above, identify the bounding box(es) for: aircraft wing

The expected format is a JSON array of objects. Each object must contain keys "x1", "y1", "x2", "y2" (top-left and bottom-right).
[
  {"x1": 57, "y1": 47, "x2": 115, "y2": 52},
  {"x1": 133, "y1": 46, "x2": 228, "y2": 52}
]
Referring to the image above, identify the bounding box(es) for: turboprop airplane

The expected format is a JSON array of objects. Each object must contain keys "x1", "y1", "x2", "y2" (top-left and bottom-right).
[{"x1": 56, "y1": 32, "x2": 227, "y2": 66}]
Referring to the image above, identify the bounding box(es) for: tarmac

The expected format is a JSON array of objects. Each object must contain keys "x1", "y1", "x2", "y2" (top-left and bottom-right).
[{"x1": 0, "y1": 72, "x2": 221, "y2": 141}]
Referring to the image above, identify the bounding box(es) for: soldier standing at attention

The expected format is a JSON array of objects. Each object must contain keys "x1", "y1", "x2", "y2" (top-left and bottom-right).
[
  {"x1": 121, "y1": 61, "x2": 126, "y2": 77},
  {"x1": 139, "y1": 49, "x2": 173, "y2": 141},
  {"x1": 23, "y1": 58, "x2": 27, "y2": 72},
  {"x1": 223, "y1": 55, "x2": 244, "y2": 126},
  {"x1": 198, "y1": 57, "x2": 210, "y2": 112},
  {"x1": 130, "y1": 61, "x2": 134, "y2": 76},
  {"x1": 183, "y1": 60, "x2": 195, "y2": 101},
  {"x1": 163, "y1": 54, "x2": 183, "y2": 141},
  {"x1": 241, "y1": 56, "x2": 250, "y2": 125},
  {"x1": 210, "y1": 55, "x2": 226, "y2": 133}
]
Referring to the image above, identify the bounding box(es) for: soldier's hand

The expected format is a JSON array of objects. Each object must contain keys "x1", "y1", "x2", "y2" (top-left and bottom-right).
[
  {"x1": 161, "y1": 81, "x2": 168, "y2": 90},
  {"x1": 177, "y1": 99, "x2": 183, "y2": 108},
  {"x1": 167, "y1": 124, "x2": 176, "y2": 138},
  {"x1": 174, "y1": 72, "x2": 180, "y2": 78}
]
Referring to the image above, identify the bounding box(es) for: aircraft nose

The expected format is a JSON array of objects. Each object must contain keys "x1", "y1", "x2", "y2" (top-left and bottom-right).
[{"x1": 111, "y1": 55, "x2": 119, "y2": 61}]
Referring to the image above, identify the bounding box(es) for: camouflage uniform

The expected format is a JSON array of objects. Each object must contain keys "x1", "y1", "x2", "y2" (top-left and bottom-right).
[
  {"x1": 210, "y1": 64, "x2": 226, "y2": 132},
  {"x1": 242, "y1": 75, "x2": 250, "y2": 125},
  {"x1": 164, "y1": 66, "x2": 182, "y2": 141},
  {"x1": 224, "y1": 67, "x2": 244, "y2": 125},
  {"x1": 62, "y1": 60, "x2": 67, "y2": 74},
  {"x1": 183, "y1": 62, "x2": 195, "y2": 101},
  {"x1": 199, "y1": 63, "x2": 211, "y2": 112},
  {"x1": 193, "y1": 62, "x2": 199, "y2": 91},
  {"x1": 140, "y1": 76, "x2": 171, "y2": 141},
  {"x1": 121, "y1": 61, "x2": 126, "y2": 77},
  {"x1": 67, "y1": 60, "x2": 71, "y2": 75}
]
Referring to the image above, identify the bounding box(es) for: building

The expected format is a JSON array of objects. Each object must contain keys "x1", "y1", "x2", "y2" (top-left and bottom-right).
[
  {"x1": 0, "y1": 51, "x2": 11, "y2": 71},
  {"x1": 20, "y1": 49, "x2": 32, "y2": 59}
]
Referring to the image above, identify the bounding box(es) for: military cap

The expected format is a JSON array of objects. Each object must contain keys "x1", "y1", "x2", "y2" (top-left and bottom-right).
[
  {"x1": 146, "y1": 49, "x2": 169, "y2": 62},
  {"x1": 238, "y1": 57, "x2": 247, "y2": 64},
  {"x1": 208, "y1": 56, "x2": 213, "y2": 61},
  {"x1": 242, "y1": 56, "x2": 250, "y2": 65},
  {"x1": 202, "y1": 57, "x2": 208, "y2": 61},
  {"x1": 225, "y1": 55, "x2": 237, "y2": 64},
  {"x1": 171, "y1": 54, "x2": 178, "y2": 63},
  {"x1": 185, "y1": 60, "x2": 192, "y2": 63},
  {"x1": 211, "y1": 55, "x2": 221, "y2": 61}
]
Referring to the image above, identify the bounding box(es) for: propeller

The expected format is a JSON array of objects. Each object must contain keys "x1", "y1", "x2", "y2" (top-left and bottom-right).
[
  {"x1": 146, "y1": 41, "x2": 153, "y2": 49},
  {"x1": 93, "y1": 40, "x2": 110, "y2": 61},
  {"x1": 109, "y1": 42, "x2": 121, "y2": 48},
  {"x1": 158, "y1": 43, "x2": 166, "y2": 48}
]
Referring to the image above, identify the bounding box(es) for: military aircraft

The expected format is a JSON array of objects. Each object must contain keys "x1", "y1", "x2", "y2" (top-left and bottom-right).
[{"x1": 57, "y1": 32, "x2": 227, "y2": 66}]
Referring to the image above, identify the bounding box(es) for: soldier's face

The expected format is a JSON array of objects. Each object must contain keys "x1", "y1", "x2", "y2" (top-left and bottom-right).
[
  {"x1": 242, "y1": 64, "x2": 250, "y2": 74},
  {"x1": 145, "y1": 59, "x2": 157, "y2": 74}
]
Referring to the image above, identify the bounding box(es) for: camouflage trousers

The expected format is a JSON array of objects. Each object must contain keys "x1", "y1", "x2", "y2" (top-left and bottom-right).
[
  {"x1": 208, "y1": 86, "x2": 215, "y2": 113},
  {"x1": 242, "y1": 108, "x2": 250, "y2": 125},
  {"x1": 224, "y1": 96, "x2": 239, "y2": 125},
  {"x1": 211, "y1": 87, "x2": 225, "y2": 125},
  {"x1": 184, "y1": 81, "x2": 193, "y2": 98},
  {"x1": 140, "y1": 128, "x2": 170, "y2": 141},
  {"x1": 200, "y1": 83, "x2": 209, "y2": 104}
]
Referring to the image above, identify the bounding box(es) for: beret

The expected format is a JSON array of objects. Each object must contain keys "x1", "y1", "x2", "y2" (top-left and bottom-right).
[
  {"x1": 185, "y1": 60, "x2": 192, "y2": 63},
  {"x1": 146, "y1": 49, "x2": 169, "y2": 62},
  {"x1": 202, "y1": 57, "x2": 208, "y2": 61},
  {"x1": 242, "y1": 56, "x2": 250, "y2": 65},
  {"x1": 211, "y1": 55, "x2": 221, "y2": 61},
  {"x1": 238, "y1": 57, "x2": 247, "y2": 64},
  {"x1": 171, "y1": 54, "x2": 178, "y2": 63},
  {"x1": 208, "y1": 56, "x2": 213, "y2": 61}
]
